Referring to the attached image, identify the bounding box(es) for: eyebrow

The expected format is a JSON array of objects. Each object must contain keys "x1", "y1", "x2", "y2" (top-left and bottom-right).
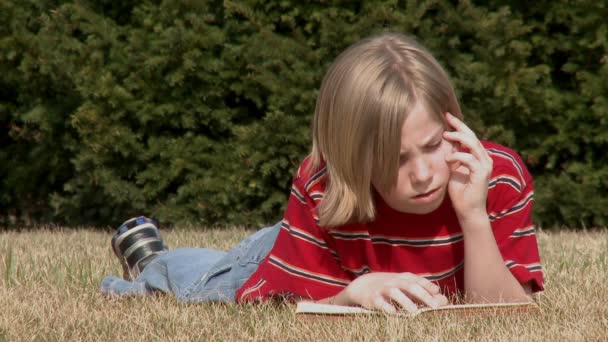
[{"x1": 400, "y1": 127, "x2": 444, "y2": 154}]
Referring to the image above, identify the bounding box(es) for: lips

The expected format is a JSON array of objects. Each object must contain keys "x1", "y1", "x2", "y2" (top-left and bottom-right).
[{"x1": 413, "y1": 188, "x2": 438, "y2": 199}]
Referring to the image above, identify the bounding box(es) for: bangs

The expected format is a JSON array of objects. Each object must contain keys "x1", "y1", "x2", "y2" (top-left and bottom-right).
[
  {"x1": 415, "y1": 51, "x2": 462, "y2": 126},
  {"x1": 417, "y1": 74, "x2": 453, "y2": 128}
]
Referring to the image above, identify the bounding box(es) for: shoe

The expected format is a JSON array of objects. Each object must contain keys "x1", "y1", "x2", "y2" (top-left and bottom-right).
[{"x1": 111, "y1": 216, "x2": 167, "y2": 280}]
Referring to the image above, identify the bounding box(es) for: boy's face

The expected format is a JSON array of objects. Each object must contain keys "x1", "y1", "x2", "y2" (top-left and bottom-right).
[{"x1": 376, "y1": 102, "x2": 454, "y2": 215}]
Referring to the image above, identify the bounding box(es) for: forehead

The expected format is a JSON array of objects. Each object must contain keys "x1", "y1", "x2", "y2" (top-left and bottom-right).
[{"x1": 400, "y1": 102, "x2": 444, "y2": 151}]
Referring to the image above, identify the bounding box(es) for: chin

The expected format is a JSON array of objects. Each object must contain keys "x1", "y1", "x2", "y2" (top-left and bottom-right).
[
  {"x1": 405, "y1": 202, "x2": 442, "y2": 215},
  {"x1": 397, "y1": 189, "x2": 447, "y2": 215}
]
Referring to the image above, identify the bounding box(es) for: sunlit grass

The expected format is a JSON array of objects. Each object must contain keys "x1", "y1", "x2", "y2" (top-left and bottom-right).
[{"x1": 1, "y1": 227, "x2": 606, "y2": 340}]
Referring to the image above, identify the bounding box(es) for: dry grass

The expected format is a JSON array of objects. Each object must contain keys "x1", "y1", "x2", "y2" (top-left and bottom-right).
[{"x1": 1, "y1": 227, "x2": 606, "y2": 341}]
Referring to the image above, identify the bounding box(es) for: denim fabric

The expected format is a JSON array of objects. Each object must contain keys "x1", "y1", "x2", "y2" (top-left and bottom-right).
[{"x1": 101, "y1": 222, "x2": 281, "y2": 302}]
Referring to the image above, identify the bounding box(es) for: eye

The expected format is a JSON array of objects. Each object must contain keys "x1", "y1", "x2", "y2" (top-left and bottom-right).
[{"x1": 424, "y1": 140, "x2": 442, "y2": 152}]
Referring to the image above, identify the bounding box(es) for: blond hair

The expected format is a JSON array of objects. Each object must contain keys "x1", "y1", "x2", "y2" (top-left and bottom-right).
[{"x1": 310, "y1": 32, "x2": 462, "y2": 227}]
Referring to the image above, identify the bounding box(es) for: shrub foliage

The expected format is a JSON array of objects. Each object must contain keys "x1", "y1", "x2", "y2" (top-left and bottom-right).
[{"x1": 1, "y1": 0, "x2": 606, "y2": 228}]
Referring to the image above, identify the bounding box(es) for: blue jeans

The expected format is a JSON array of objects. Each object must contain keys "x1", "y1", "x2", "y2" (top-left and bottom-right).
[{"x1": 101, "y1": 222, "x2": 281, "y2": 302}]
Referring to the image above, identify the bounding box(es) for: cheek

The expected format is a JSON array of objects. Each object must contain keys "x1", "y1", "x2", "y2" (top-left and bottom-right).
[
  {"x1": 385, "y1": 167, "x2": 410, "y2": 198},
  {"x1": 393, "y1": 168, "x2": 408, "y2": 191}
]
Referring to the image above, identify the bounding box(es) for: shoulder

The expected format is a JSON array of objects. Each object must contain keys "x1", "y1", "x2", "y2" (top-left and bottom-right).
[
  {"x1": 293, "y1": 155, "x2": 328, "y2": 197},
  {"x1": 482, "y1": 141, "x2": 534, "y2": 217},
  {"x1": 482, "y1": 141, "x2": 532, "y2": 190}
]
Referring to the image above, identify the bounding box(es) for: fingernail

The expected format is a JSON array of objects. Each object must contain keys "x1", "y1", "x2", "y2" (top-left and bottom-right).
[{"x1": 384, "y1": 303, "x2": 396, "y2": 313}]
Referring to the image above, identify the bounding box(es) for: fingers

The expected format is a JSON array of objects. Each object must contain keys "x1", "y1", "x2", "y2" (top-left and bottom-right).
[
  {"x1": 372, "y1": 293, "x2": 398, "y2": 314},
  {"x1": 445, "y1": 152, "x2": 478, "y2": 170},
  {"x1": 391, "y1": 274, "x2": 447, "y2": 309},
  {"x1": 386, "y1": 287, "x2": 418, "y2": 312},
  {"x1": 434, "y1": 293, "x2": 449, "y2": 306},
  {"x1": 415, "y1": 276, "x2": 441, "y2": 295},
  {"x1": 446, "y1": 151, "x2": 492, "y2": 181},
  {"x1": 402, "y1": 282, "x2": 441, "y2": 309},
  {"x1": 398, "y1": 273, "x2": 440, "y2": 294},
  {"x1": 443, "y1": 113, "x2": 484, "y2": 152},
  {"x1": 443, "y1": 130, "x2": 483, "y2": 158},
  {"x1": 445, "y1": 112, "x2": 475, "y2": 136},
  {"x1": 443, "y1": 113, "x2": 492, "y2": 172},
  {"x1": 351, "y1": 273, "x2": 449, "y2": 313}
]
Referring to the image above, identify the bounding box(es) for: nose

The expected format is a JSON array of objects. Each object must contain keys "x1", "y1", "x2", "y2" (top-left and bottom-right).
[{"x1": 409, "y1": 156, "x2": 432, "y2": 184}]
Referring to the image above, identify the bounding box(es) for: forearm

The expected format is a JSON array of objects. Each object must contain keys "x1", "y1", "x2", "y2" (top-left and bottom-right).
[{"x1": 460, "y1": 213, "x2": 529, "y2": 303}]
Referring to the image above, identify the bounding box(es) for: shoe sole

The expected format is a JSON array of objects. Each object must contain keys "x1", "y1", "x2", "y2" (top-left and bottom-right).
[
  {"x1": 113, "y1": 223, "x2": 161, "y2": 258},
  {"x1": 112, "y1": 222, "x2": 166, "y2": 279}
]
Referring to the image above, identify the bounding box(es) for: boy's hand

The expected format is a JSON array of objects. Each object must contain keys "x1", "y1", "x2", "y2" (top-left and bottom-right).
[
  {"x1": 443, "y1": 112, "x2": 492, "y2": 223},
  {"x1": 337, "y1": 272, "x2": 448, "y2": 313}
]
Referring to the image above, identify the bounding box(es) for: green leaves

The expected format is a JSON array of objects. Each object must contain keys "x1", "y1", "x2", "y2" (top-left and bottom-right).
[{"x1": 1, "y1": 0, "x2": 607, "y2": 228}]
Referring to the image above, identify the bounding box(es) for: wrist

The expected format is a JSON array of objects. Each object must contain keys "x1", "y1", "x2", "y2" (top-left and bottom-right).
[
  {"x1": 333, "y1": 274, "x2": 369, "y2": 306},
  {"x1": 457, "y1": 210, "x2": 491, "y2": 233}
]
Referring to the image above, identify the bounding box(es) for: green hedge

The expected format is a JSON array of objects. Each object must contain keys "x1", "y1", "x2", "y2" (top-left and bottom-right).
[{"x1": 1, "y1": 0, "x2": 607, "y2": 228}]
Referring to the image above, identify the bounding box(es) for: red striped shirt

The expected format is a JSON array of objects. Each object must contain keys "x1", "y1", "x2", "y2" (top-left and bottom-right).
[{"x1": 236, "y1": 141, "x2": 544, "y2": 302}]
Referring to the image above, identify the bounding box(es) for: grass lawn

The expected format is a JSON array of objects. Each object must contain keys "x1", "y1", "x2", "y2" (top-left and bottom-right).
[{"x1": 1, "y1": 227, "x2": 606, "y2": 341}]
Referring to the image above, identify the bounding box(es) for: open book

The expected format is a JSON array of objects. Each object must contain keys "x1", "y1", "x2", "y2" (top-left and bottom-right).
[{"x1": 296, "y1": 301, "x2": 539, "y2": 318}]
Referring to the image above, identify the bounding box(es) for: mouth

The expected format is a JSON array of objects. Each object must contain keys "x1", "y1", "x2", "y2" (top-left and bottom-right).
[{"x1": 413, "y1": 187, "x2": 439, "y2": 200}]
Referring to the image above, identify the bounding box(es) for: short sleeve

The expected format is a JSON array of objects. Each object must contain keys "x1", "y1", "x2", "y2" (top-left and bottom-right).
[
  {"x1": 236, "y1": 169, "x2": 352, "y2": 302},
  {"x1": 486, "y1": 145, "x2": 544, "y2": 293}
]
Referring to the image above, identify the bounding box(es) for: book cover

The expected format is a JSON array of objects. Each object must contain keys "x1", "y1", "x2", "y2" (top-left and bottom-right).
[{"x1": 295, "y1": 301, "x2": 539, "y2": 318}]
